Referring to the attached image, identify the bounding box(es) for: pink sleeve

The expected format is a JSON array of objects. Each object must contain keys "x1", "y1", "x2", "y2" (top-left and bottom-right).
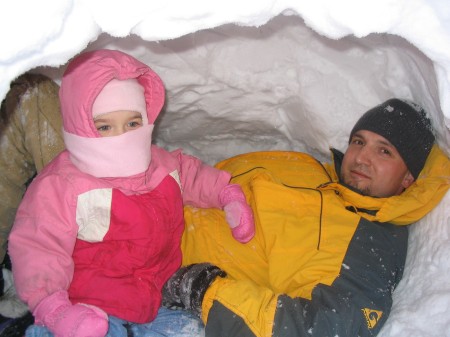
[
  {"x1": 177, "y1": 152, "x2": 231, "y2": 209},
  {"x1": 8, "y1": 171, "x2": 78, "y2": 311}
]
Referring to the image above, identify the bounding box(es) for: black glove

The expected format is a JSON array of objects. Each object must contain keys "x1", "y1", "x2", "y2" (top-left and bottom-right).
[{"x1": 162, "y1": 263, "x2": 226, "y2": 317}]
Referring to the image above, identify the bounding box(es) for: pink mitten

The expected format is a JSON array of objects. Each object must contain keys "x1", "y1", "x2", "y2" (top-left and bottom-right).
[
  {"x1": 33, "y1": 290, "x2": 109, "y2": 337},
  {"x1": 219, "y1": 184, "x2": 255, "y2": 243}
]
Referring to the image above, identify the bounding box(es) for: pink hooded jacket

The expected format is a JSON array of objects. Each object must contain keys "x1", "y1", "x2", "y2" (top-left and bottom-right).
[{"x1": 8, "y1": 49, "x2": 231, "y2": 323}]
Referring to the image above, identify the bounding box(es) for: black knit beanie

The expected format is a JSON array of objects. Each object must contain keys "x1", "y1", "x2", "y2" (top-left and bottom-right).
[{"x1": 349, "y1": 98, "x2": 435, "y2": 179}]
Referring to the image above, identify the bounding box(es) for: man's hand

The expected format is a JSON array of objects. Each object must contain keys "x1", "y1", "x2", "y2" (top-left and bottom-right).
[{"x1": 162, "y1": 263, "x2": 226, "y2": 317}]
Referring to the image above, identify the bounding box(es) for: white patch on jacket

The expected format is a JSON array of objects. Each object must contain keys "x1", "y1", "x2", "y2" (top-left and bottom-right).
[
  {"x1": 76, "y1": 188, "x2": 113, "y2": 242},
  {"x1": 169, "y1": 170, "x2": 182, "y2": 192}
]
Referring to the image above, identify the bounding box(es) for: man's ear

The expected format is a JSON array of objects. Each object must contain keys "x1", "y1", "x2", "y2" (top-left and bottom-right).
[{"x1": 401, "y1": 171, "x2": 415, "y2": 189}]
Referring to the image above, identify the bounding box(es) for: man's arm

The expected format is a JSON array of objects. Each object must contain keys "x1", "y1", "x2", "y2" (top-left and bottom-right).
[
  {"x1": 165, "y1": 218, "x2": 408, "y2": 337},
  {"x1": 0, "y1": 73, "x2": 64, "y2": 262},
  {"x1": 205, "y1": 219, "x2": 408, "y2": 337}
]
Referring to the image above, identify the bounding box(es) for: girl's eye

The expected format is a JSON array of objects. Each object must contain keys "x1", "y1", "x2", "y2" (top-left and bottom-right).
[
  {"x1": 129, "y1": 121, "x2": 140, "y2": 127},
  {"x1": 128, "y1": 119, "x2": 143, "y2": 128},
  {"x1": 97, "y1": 125, "x2": 110, "y2": 131}
]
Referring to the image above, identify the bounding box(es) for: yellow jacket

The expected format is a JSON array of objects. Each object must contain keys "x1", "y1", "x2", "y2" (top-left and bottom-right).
[{"x1": 182, "y1": 146, "x2": 449, "y2": 337}]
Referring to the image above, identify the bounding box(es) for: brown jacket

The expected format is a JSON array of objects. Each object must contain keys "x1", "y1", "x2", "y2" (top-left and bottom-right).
[{"x1": 0, "y1": 74, "x2": 64, "y2": 262}]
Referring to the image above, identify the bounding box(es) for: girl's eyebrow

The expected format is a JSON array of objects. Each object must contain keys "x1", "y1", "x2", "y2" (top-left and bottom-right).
[{"x1": 93, "y1": 117, "x2": 109, "y2": 122}]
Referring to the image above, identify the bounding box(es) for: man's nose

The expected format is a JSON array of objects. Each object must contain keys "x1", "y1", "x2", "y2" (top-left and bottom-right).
[{"x1": 355, "y1": 146, "x2": 371, "y2": 165}]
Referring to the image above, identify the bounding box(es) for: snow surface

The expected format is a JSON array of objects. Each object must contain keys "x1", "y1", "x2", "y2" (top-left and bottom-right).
[{"x1": 0, "y1": 1, "x2": 449, "y2": 336}]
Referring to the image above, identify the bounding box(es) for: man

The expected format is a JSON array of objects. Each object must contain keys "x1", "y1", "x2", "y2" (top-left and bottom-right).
[
  {"x1": 163, "y1": 99, "x2": 450, "y2": 337},
  {"x1": 0, "y1": 74, "x2": 65, "y2": 266},
  {"x1": 0, "y1": 74, "x2": 64, "y2": 333}
]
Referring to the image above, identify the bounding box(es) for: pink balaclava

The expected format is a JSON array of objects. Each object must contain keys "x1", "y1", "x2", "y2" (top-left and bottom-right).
[
  {"x1": 92, "y1": 78, "x2": 149, "y2": 125},
  {"x1": 60, "y1": 49, "x2": 165, "y2": 178}
]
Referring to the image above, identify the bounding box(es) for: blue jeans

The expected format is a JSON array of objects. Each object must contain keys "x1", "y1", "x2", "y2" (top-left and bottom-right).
[{"x1": 25, "y1": 307, "x2": 204, "y2": 337}]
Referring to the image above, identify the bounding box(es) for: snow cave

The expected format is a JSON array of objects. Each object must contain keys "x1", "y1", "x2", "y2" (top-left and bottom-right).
[{"x1": 1, "y1": 1, "x2": 449, "y2": 336}]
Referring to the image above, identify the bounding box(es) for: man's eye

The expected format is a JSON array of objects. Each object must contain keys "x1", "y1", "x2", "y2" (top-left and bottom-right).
[
  {"x1": 381, "y1": 148, "x2": 391, "y2": 156},
  {"x1": 351, "y1": 139, "x2": 363, "y2": 145}
]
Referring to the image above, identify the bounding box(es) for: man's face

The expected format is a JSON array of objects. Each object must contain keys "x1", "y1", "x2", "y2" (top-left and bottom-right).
[{"x1": 340, "y1": 130, "x2": 414, "y2": 198}]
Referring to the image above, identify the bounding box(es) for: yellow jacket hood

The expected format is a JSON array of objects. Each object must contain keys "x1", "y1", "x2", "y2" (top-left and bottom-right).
[{"x1": 324, "y1": 145, "x2": 450, "y2": 225}]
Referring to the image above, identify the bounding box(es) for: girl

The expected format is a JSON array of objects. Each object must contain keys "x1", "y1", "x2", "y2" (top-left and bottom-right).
[{"x1": 8, "y1": 49, "x2": 254, "y2": 337}]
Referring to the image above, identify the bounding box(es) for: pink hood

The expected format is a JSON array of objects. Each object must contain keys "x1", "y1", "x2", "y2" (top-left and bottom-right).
[
  {"x1": 60, "y1": 49, "x2": 165, "y2": 137},
  {"x1": 60, "y1": 49, "x2": 165, "y2": 177}
]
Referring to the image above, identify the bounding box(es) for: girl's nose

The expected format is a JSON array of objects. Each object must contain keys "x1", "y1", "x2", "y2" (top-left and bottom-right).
[{"x1": 110, "y1": 126, "x2": 127, "y2": 137}]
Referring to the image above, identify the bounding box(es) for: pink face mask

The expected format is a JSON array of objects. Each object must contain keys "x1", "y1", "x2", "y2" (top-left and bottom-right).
[
  {"x1": 64, "y1": 124, "x2": 154, "y2": 178},
  {"x1": 64, "y1": 78, "x2": 153, "y2": 178}
]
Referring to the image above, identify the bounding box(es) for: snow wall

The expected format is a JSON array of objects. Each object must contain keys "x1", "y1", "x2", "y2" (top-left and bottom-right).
[{"x1": 1, "y1": 1, "x2": 449, "y2": 336}]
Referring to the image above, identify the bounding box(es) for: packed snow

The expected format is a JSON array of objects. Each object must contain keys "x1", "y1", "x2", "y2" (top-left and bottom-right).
[{"x1": 0, "y1": 1, "x2": 449, "y2": 336}]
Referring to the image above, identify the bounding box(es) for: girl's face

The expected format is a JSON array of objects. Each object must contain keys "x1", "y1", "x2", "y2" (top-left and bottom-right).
[{"x1": 93, "y1": 110, "x2": 144, "y2": 137}]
